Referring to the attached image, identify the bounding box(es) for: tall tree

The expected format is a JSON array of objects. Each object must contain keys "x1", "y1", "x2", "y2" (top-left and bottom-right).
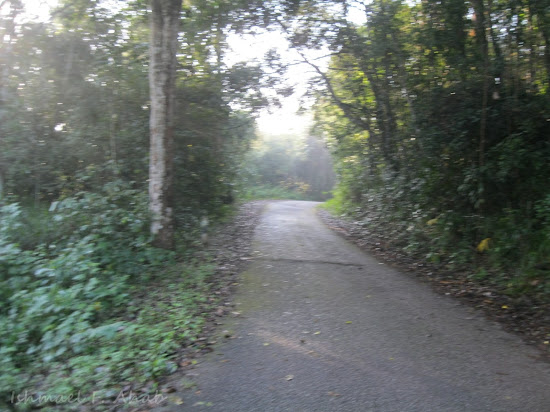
[
  {"x1": 148, "y1": 0, "x2": 182, "y2": 249},
  {"x1": 0, "y1": 0, "x2": 22, "y2": 202}
]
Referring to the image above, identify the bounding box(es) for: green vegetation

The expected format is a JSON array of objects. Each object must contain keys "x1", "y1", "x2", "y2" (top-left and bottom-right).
[
  {"x1": 2, "y1": 0, "x2": 549, "y2": 407},
  {"x1": 241, "y1": 132, "x2": 335, "y2": 201},
  {"x1": 242, "y1": 184, "x2": 310, "y2": 201},
  {"x1": 0, "y1": 1, "x2": 288, "y2": 409},
  {"x1": 0, "y1": 181, "x2": 225, "y2": 408},
  {"x1": 301, "y1": 0, "x2": 550, "y2": 301}
]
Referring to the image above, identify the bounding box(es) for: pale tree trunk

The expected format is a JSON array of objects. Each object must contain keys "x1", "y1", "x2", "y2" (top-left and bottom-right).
[
  {"x1": 0, "y1": 52, "x2": 8, "y2": 203},
  {"x1": 0, "y1": 1, "x2": 20, "y2": 204},
  {"x1": 148, "y1": 0, "x2": 182, "y2": 249}
]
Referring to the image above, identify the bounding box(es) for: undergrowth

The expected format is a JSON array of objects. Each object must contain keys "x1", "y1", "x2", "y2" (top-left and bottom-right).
[
  {"x1": 323, "y1": 178, "x2": 550, "y2": 302},
  {"x1": 0, "y1": 181, "x2": 219, "y2": 411}
]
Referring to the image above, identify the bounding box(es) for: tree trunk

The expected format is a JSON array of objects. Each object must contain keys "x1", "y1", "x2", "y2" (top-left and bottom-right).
[
  {"x1": 472, "y1": 0, "x2": 490, "y2": 219},
  {"x1": 149, "y1": 0, "x2": 182, "y2": 249},
  {"x1": 534, "y1": 2, "x2": 550, "y2": 87},
  {"x1": 0, "y1": 1, "x2": 20, "y2": 203}
]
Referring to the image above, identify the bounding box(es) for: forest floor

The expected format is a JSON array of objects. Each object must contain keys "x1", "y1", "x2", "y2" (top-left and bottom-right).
[{"x1": 151, "y1": 200, "x2": 550, "y2": 411}]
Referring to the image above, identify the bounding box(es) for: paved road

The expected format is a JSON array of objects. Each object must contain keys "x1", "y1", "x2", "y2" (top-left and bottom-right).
[{"x1": 161, "y1": 201, "x2": 550, "y2": 412}]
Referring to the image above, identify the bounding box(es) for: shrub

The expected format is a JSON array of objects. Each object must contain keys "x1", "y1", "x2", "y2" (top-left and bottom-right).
[{"x1": 0, "y1": 181, "x2": 181, "y2": 408}]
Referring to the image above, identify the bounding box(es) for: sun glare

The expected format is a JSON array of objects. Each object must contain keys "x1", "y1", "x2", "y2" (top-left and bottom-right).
[{"x1": 19, "y1": 0, "x2": 58, "y2": 22}]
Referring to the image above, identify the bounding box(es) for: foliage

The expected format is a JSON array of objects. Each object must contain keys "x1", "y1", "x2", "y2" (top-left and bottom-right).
[
  {"x1": 0, "y1": 180, "x2": 223, "y2": 409},
  {"x1": 0, "y1": 0, "x2": 304, "y2": 407},
  {"x1": 241, "y1": 184, "x2": 310, "y2": 201},
  {"x1": 302, "y1": 0, "x2": 550, "y2": 297},
  {"x1": 241, "y1": 132, "x2": 335, "y2": 201},
  {"x1": 0, "y1": 0, "x2": 284, "y2": 215}
]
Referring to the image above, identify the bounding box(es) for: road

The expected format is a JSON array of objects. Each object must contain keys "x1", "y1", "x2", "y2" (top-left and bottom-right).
[{"x1": 159, "y1": 201, "x2": 550, "y2": 412}]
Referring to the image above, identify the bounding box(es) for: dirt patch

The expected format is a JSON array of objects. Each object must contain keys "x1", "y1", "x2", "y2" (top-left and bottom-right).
[{"x1": 316, "y1": 207, "x2": 550, "y2": 360}]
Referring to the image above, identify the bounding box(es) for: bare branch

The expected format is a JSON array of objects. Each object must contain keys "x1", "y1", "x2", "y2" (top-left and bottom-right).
[{"x1": 276, "y1": 18, "x2": 372, "y2": 132}]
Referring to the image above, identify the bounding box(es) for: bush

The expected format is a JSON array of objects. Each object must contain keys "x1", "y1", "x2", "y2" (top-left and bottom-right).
[{"x1": 0, "y1": 181, "x2": 189, "y2": 409}]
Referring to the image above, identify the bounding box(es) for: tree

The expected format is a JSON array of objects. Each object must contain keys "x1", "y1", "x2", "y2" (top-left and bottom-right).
[
  {"x1": 306, "y1": 0, "x2": 550, "y2": 280},
  {"x1": 0, "y1": 0, "x2": 23, "y2": 203},
  {"x1": 148, "y1": 0, "x2": 182, "y2": 249}
]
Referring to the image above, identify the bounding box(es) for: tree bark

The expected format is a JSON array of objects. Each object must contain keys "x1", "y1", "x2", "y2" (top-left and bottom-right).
[{"x1": 149, "y1": 0, "x2": 182, "y2": 249}]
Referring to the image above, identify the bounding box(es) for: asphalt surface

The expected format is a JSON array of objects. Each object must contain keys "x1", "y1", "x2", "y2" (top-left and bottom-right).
[{"x1": 159, "y1": 201, "x2": 550, "y2": 412}]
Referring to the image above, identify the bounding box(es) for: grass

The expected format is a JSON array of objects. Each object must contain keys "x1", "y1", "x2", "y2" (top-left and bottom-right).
[
  {"x1": 241, "y1": 184, "x2": 311, "y2": 201},
  {"x1": 318, "y1": 189, "x2": 349, "y2": 215}
]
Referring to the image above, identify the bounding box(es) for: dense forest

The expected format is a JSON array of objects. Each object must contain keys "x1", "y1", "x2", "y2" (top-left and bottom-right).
[
  {"x1": 1, "y1": 0, "x2": 549, "y2": 409},
  {"x1": 306, "y1": 0, "x2": 550, "y2": 296}
]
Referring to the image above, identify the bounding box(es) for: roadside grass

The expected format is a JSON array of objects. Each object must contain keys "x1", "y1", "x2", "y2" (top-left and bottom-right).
[
  {"x1": 241, "y1": 184, "x2": 311, "y2": 201},
  {"x1": 319, "y1": 194, "x2": 346, "y2": 215}
]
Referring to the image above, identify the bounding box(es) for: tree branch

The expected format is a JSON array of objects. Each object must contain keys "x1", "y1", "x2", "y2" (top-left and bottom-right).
[{"x1": 276, "y1": 18, "x2": 372, "y2": 132}]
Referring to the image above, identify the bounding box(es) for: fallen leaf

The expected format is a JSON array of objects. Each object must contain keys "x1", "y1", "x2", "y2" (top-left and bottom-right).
[
  {"x1": 263, "y1": 343, "x2": 270, "y2": 346},
  {"x1": 313, "y1": 331, "x2": 321, "y2": 335},
  {"x1": 345, "y1": 321, "x2": 352, "y2": 324},
  {"x1": 476, "y1": 237, "x2": 491, "y2": 252},
  {"x1": 501, "y1": 305, "x2": 509, "y2": 309},
  {"x1": 285, "y1": 375, "x2": 294, "y2": 381},
  {"x1": 168, "y1": 395, "x2": 184, "y2": 405},
  {"x1": 328, "y1": 391, "x2": 341, "y2": 397}
]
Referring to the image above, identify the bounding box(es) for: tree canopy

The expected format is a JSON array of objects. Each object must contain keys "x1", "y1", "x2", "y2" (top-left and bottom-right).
[{"x1": 303, "y1": 0, "x2": 550, "y2": 295}]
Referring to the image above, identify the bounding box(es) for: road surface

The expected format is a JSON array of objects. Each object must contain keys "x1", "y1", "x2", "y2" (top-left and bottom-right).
[{"x1": 158, "y1": 201, "x2": 550, "y2": 412}]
